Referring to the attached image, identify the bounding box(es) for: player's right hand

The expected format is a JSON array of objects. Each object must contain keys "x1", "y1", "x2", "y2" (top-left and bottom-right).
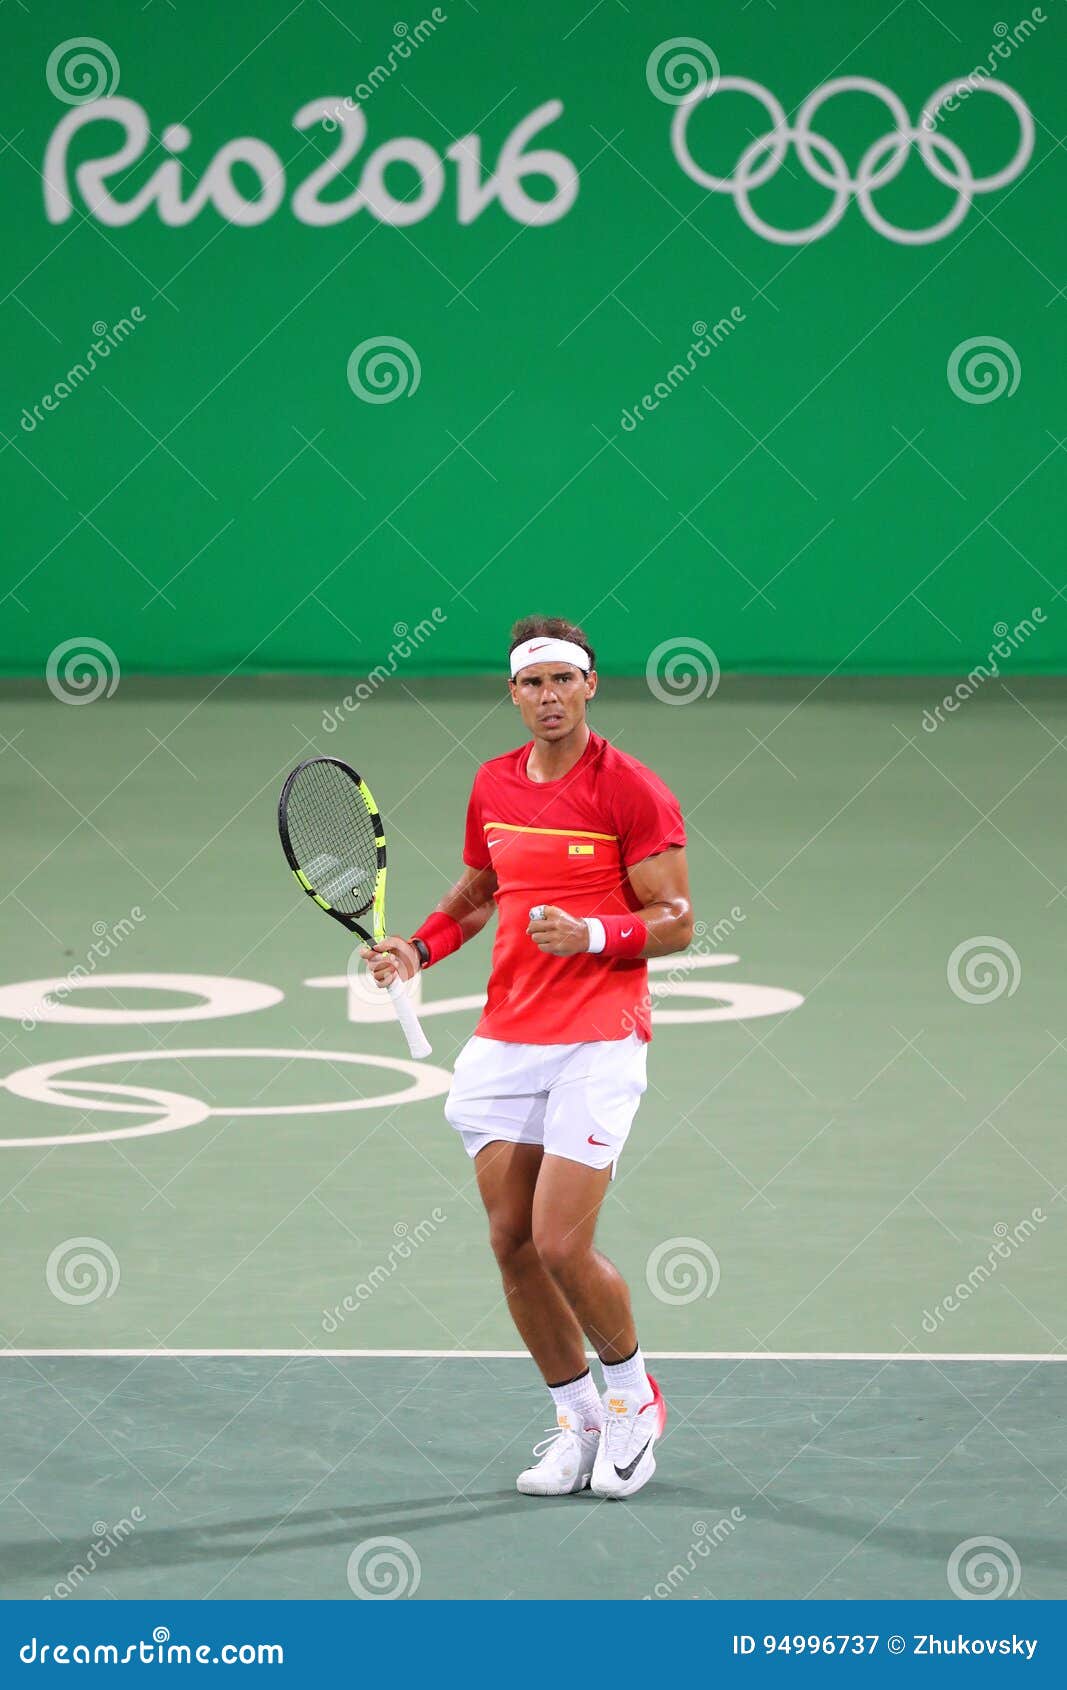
[{"x1": 360, "y1": 937, "x2": 419, "y2": 988}]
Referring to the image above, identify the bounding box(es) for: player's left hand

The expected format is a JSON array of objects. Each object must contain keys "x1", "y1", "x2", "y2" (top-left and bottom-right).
[{"x1": 527, "y1": 904, "x2": 589, "y2": 956}]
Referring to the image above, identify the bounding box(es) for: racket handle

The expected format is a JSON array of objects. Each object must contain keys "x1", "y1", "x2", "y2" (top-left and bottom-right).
[{"x1": 386, "y1": 977, "x2": 432, "y2": 1059}]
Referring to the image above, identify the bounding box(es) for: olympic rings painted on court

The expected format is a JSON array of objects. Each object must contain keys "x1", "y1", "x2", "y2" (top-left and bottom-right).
[
  {"x1": 649, "y1": 977, "x2": 804, "y2": 1023},
  {"x1": 0, "y1": 972, "x2": 282, "y2": 1025},
  {"x1": 0, "y1": 1048, "x2": 454, "y2": 1148},
  {"x1": 670, "y1": 76, "x2": 1034, "y2": 244},
  {"x1": 0, "y1": 958, "x2": 803, "y2": 1147}
]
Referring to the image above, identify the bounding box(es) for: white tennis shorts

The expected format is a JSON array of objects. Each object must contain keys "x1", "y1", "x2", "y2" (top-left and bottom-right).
[{"x1": 444, "y1": 1032, "x2": 648, "y2": 1172}]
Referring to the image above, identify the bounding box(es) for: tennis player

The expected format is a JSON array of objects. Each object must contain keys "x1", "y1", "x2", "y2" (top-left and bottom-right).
[{"x1": 362, "y1": 616, "x2": 692, "y2": 1499}]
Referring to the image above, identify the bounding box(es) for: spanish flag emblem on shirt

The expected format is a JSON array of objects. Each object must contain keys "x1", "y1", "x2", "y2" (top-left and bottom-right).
[{"x1": 568, "y1": 842, "x2": 595, "y2": 856}]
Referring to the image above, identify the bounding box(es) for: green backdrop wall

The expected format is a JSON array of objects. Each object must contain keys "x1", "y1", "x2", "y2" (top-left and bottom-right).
[{"x1": 2, "y1": 0, "x2": 1064, "y2": 675}]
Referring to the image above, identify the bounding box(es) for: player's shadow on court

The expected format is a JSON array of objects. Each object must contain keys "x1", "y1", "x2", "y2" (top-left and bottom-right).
[
  {"x1": 0, "y1": 1491, "x2": 544, "y2": 1586},
  {"x1": 0, "y1": 1480, "x2": 736, "y2": 1590},
  {"x1": 6, "y1": 1489, "x2": 1064, "y2": 1592}
]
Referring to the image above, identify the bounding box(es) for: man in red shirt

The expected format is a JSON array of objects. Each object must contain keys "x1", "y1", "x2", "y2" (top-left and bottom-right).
[{"x1": 363, "y1": 615, "x2": 693, "y2": 1499}]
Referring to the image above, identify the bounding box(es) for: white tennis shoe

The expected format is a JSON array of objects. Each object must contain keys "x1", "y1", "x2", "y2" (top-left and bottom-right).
[
  {"x1": 591, "y1": 1376, "x2": 667, "y2": 1499},
  {"x1": 516, "y1": 1410, "x2": 602, "y2": 1496}
]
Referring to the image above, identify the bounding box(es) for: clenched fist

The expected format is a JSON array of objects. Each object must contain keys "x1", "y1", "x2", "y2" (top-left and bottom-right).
[{"x1": 527, "y1": 904, "x2": 590, "y2": 956}]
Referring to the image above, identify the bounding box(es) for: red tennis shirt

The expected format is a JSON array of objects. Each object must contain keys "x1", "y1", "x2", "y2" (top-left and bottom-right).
[{"x1": 462, "y1": 730, "x2": 686, "y2": 1045}]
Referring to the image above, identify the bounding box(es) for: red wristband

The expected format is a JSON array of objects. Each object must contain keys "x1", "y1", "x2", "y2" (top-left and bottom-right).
[
  {"x1": 597, "y1": 914, "x2": 648, "y2": 958},
  {"x1": 411, "y1": 911, "x2": 464, "y2": 967}
]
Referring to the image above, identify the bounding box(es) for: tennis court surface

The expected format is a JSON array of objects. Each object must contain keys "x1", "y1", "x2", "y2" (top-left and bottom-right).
[{"x1": 1, "y1": 675, "x2": 1064, "y2": 1599}]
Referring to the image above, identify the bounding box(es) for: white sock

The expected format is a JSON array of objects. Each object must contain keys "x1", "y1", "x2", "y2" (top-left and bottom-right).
[
  {"x1": 601, "y1": 1345, "x2": 652, "y2": 1400},
  {"x1": 548, "y1": 1368, "x2": 603, "y2": 1430}
]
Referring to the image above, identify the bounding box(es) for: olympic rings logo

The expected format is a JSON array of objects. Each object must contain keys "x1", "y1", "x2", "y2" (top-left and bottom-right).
[
  {"x1": 0, "y1": 1047, "x2": 454, "y2": 1148},
  {"x1": 670, "y1": 76, "x2": 1035, "y2": 244},
  {"x1": 0, "y1": 960, "x2": 804, "y2": 1147}
]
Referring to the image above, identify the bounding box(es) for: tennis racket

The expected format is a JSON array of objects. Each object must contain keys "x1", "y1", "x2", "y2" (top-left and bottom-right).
[{"x1": 278, "y1": 756, "x2": 431, "y2": 1060}]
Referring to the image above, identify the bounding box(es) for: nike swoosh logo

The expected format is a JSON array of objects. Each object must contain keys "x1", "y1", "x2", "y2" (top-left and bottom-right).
[
  {"x1": 614, "y1": 1438, "x2": 652, "y2": 1481},
  {"x1": 487, "y1": 839, "x2": 505, "y2": 846},
  {"x1": 528, "y1": 640, "x2": 551, "y2": 650},
  {"x1": 587, "y1": 1134, "x2": 609, "y2": 1147},
  {"x1": 620, "y1": 927, "x2": 633, "y2": 938}
]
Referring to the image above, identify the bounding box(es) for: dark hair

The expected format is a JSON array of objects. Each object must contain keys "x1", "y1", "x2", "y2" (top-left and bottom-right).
[{"x1": 508, "y1": 614, "x2": 596, "y2": 673}]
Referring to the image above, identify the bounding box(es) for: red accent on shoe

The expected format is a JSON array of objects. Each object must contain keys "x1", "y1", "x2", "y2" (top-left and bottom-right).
[{"x1": 636, "y1": 1375, "x2": 668, "y2": 1436}]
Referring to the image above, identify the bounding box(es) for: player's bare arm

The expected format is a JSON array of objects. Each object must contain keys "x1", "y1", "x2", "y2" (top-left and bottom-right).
[{"x1": 527, "y1": 846, "x2": 693, "y2": 957}]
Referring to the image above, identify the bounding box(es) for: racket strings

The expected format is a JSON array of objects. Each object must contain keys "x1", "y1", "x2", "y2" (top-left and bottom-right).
[{"x1": 285, "y1": 761, "x2": 379, "y2": 916}]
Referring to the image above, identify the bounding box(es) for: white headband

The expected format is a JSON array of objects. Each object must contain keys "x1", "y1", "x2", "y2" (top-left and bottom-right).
[{"x1": 509, "y1": 637, "x2": 591, "y2": 678}]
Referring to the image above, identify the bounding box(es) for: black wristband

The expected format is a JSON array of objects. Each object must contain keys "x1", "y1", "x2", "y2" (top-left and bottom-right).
[{"x1": 411, "y1": 938, "x2": 430, "y2": 970}]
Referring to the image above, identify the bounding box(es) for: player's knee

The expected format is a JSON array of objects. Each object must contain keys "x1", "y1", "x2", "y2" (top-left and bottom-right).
[
  {"x1": 488, "y1": 1218, "x2": 534, "y2": 1269},
  {"x1": 532, "y1": 1225, "x2": 585, "y2": 1282}
]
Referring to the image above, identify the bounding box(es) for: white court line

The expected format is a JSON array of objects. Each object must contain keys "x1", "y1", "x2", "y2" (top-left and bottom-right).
[{"x1": 1, "y1": 1349, "x2": 1063, "y2": 1362}]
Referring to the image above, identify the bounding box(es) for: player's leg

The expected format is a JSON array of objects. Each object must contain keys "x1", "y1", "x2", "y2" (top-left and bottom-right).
[
  {"x1": 533, "y1": 1033, "x2": 666, "y2": 1498},
  {"x1": 529, "y1": 1155, "x2": 634, "y2": 1358},
  {"x1": 475, "y1": 1141, "x2": 603, "y2": 1496},
  {"x1": 533, "y1": 1031, "x2": 649, "y2": 1361},
  {"x1": 446, "y1": 1033, "x2": 596, "y2": 1391},
  {"x1": 474, "y1": 1140, "x2": 587, "y2": 1383},
  {"x1": 531, "y1": 1153, "x2": 665, "y2": 1500}
]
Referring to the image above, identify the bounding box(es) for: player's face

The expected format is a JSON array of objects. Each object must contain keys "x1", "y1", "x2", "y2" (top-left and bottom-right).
[{"x1": 510, "y1": 664, "x2": 597, "y2": 741}]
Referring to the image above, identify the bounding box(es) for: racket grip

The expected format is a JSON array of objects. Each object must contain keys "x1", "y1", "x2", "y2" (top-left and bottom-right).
[{"x1": 386, "y1": 976, "x2": 432, "y2": 1059}]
